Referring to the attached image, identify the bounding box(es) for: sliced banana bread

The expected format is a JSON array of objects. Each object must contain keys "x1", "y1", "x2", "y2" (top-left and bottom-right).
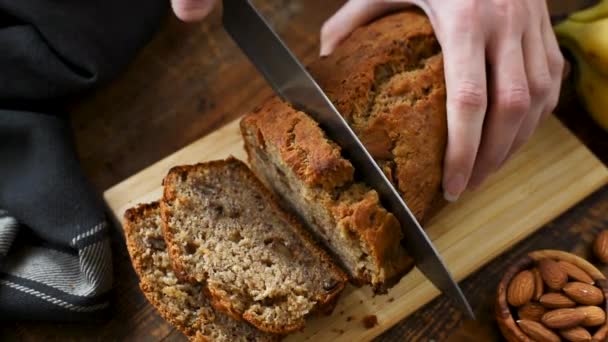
[
  {"x1": 241, "y1": 101, "x2": 412, "y2": 291},
  {"x1": 160, "y1": 158, "x2": 348, "y2": 334},
  {"x1": 124, "y1": 202, "x2": 277, "y2": 342},
  {"x1": 240, "y1": 9, "x2": 446, "y2": 291}
]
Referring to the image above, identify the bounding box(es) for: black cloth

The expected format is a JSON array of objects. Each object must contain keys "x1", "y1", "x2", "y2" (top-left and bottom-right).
[{"x1": 0, "y1": 0, "x2": 168, "y2": 321}]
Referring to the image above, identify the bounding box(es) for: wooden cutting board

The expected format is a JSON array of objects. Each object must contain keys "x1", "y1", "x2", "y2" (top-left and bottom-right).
[{"x1": 104, "y1": 115, "x2": 608, "y2": 341}]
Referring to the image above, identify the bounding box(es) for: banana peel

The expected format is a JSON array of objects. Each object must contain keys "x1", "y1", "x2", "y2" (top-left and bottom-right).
[
  {"x1": 555, "y1": 18, "x2": 608, "y2": 77},
  {"x1": 554, "y1": 1, "x2": 608, "y2": 132},
  {"x1": 569, "y1": 0, "x2": 608, "y2": 22},
  {"x1": 573, "y1": 50, "x2": 608, "y2": 131}
]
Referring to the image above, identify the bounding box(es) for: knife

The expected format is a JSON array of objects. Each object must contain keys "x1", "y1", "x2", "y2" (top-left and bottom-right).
[{"x1": 222, "y1": 0, "x2": 475, "y2": 319}]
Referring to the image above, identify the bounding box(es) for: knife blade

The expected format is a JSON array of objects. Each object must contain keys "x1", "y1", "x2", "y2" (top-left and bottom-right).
[{"x1": 222, "y1": 0, "x2": 474, "y2": 319}]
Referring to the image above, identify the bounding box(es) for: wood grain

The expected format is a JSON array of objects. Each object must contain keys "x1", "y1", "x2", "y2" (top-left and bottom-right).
[
  {"x1": 69, "y1": 0, "x2": 338, "y2": 191},
  {"x1": 103, "y1": 114, "x2": 607, "y2": 341}
]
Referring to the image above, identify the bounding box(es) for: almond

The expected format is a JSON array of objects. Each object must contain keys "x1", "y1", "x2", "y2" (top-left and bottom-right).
[
  {"x1": 558, "y1": 261, "x2": 594, "y2": 285},
  {"x1": 559, "y1": 326, "x2": 592, "y2": 342},
  {"x1": 507, "y1": 270, "x2": 535, "y2": 307},
  {"x1": 563, "y1": 282, "x2": 604, "y2": 305},
  {"x1": 518, "y1": 302, "x2": 547, "y2": 322},
  {"x1": 542, "y1": 308, "x2": 586, "y2": 329},
  {"x1": 517, "y1": 319, "x2": 560, "y2": 342},
  {"x1": 577, "y1": 305, "x2": 606, "y2": 327},
  {"x1": 593, "y1": 230, "x2": 608, "y2": 263},
  {"x1": 539, "y1": 293, "x2": 577, "y2": 308},
  {"x1": 532, "y1": 267, "x2": 544, "y2": 301},
  {"x1": 538, "y1": 258, "x2": 568, "y2": 290}
]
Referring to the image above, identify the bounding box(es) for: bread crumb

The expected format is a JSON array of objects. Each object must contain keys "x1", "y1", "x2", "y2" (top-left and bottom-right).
[
  {"x1": 362, "y1": 315, "x2": 378, "y2": 329},
  {"x1": 339, "y1": 310, "x2": 344, "y2": 315},
  {"x1": 346, "y1": 316, "x2": 354, "y2": 322},
  {"x1": 388, "y1": 297, "x2": 394, "y2": 303}
]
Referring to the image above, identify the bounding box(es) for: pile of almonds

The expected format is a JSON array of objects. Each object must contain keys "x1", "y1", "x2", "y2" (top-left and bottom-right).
[{"x1": 507, "y1": 258, "x2": 606, "y2": 342}]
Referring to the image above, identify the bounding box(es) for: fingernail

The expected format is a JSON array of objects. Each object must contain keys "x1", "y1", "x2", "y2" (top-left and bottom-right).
[{"x1": 444, "y1": 173, "x2": 465, "y2": 202}]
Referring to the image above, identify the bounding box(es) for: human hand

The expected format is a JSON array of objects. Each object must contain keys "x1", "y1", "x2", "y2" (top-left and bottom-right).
[
  {"x1": 321, "y1": 0, "x2": 564, "y2": 201},
  {"x1": 171, "y1": 0, "x2": 218, "y2": 22}
]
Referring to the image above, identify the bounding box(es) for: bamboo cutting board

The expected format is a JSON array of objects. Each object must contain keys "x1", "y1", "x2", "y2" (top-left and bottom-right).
[{"x1": 104, "y1": 115, "x2": 607, "y2": 341}]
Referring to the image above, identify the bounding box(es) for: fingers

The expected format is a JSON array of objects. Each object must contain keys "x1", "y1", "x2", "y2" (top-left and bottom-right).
[
  {"x1": 500, "y1": 24, "x2": 551, "y2": 164},
  {"x1": 320, "y1": 0, "x2": 409, "y2": 56},
  {"x1": 171, "y1": 0, "x2": 216, "y2": 22},
  {"x1": 500, "y1": 4, "x2": 564, "y2": 167},
  {"x1": 438, "y1": 10, "x2": 488, "y2": 201},
  {"x1": 540, "y1": 9, "x2": 565, "y2": 122},
  {"x1": 468, "y1": 25, "x2": 529, "y2": 189}
]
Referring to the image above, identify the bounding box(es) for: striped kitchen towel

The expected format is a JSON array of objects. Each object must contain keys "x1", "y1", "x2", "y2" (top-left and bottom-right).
[
  {"x1": 0, "y1": 111, "x2": 112, "y2": 321},
  {"x1": 0, "y1": 0, "x2": 168, "y2": 321}
]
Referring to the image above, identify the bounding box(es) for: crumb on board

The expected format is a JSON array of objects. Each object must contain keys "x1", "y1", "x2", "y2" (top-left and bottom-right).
[
  {"x1": 388, "y1": 297, "x2": 394, "y2": 303},
  {"x1": 346, "y1": 315, "x2": 354, "y2": 322},
  {"x1": 339, "y1": 310, "x2": 344, "y2": 315},
  {"x1": 362, "y1": 315, "x2": 378, "y2": 329},
  {"x1": 359, "y1": 300, "x2": 363, "y2": 304}
]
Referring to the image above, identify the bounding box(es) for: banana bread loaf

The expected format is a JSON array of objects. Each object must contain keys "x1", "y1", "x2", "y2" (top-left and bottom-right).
[
  {"x1": 123, "y1": 202, "x2": 277, "y2": 342},
  {"x1": 240, "y1": 9, "x2": 446, "y2": 290},
  {"x1": 160, "y1": 158, "x2": 348, "y2": 334}
]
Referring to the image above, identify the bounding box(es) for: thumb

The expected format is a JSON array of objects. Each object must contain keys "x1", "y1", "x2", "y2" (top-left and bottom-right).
[
  {"x1": 320, "y1": 1, "x2": 408, "y2": 56},
  {"x1": 171, "y1": 0, "x2": 217, "y2": 22}
]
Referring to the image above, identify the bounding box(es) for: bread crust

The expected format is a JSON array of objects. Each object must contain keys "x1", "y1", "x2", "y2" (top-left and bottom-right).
[
  {"x1": 160, "y1": 157, "x2": 348, "y2": 334},
  {"x1": 241, "y1": 104, "x2": 413, "y2": 290},
  {"x1": 308, "y1": 9, "x2": 447, "y2": 222},
  {"x1": 124, "y1": 202, "x2": 279, "y2": 341},
  {"x1": 241, "y1": 9, "x2": 445, "y2": 289}
]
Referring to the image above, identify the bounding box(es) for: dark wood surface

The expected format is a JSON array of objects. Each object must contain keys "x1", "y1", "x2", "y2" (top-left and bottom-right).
[{"x1": 2, "y1": 1, "x2": 607, "y2": 341}]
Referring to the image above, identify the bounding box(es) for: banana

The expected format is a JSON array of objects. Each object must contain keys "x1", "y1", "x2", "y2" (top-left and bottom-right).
[
  {"x1": 554, "y1": 1, "x2": 608, "y2": 132},
  {"x1": 572, "y1": 50, "x2": 608, "y2": 131},
  {"x1": 554, "y1": 18, "x2": 608, "y2": 77},
  {"x1": 569, "y1": 0, "x2": 608, "y2": 22}
]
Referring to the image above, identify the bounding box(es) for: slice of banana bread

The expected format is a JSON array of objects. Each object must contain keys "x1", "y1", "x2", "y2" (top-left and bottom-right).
[
  {"x1": 240, "y1": 9, "x2": 446, "y2": 291},
  {"x1": 241, "y1": 101, "x2": 413, "y2": 291},
  {"x1": 160, "y1": 158, "x2": 348, "y2": 334},
  {"x1": 124, "y1": 202, "x2": 277, "y2": 342}
]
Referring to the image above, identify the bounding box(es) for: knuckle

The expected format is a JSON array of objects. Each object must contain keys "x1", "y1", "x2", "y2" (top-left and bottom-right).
[
  {"x1": 498, "y1": 85, "x2": 531, "y2": 116},
  {"x1": 493, "y1": 0, "x2": 515, "y2": 17},
  {"x1": 492, "y1": 0, "x2": 527, "y2": 31},
  {"x1": 451, "y1": 81, "x2": 487, "y2": 114},
  {"x1": 449, "y1": 0, "x2": 481, "y2": 27},
  {"x1": 456, "y1": 0, "x2": 478, "y2": 14},
  {"x1": 493, "y1": 0, "x2": 525, "y2": 16},
  {"x1": 494, "y1": 0, "x2": 513, "y2": 13},
  {"x1": 529, "y1": 72, "x2": 553, "y2": 97},
  {"x1": 548, "y1": 51, "x2": 565, "y2": 76}
]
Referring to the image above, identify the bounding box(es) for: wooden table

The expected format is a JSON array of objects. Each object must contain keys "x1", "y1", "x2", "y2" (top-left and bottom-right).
[{"x1": 2, "y1": 1, "x2": 607, "y2": 340}]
